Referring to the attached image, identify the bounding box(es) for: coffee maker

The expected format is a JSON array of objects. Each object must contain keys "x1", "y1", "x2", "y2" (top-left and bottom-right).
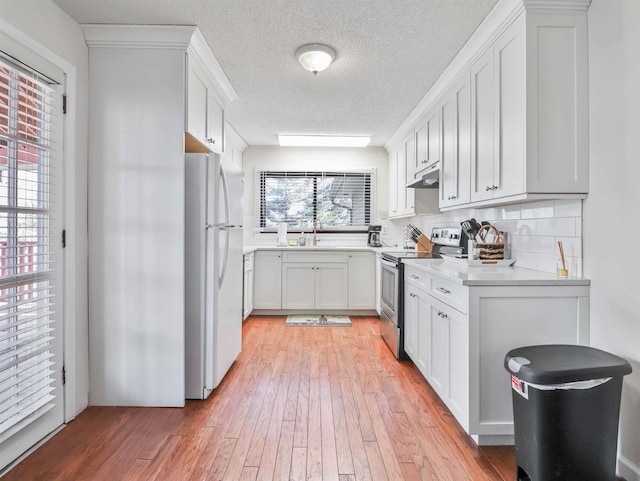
[{"x1": 367, "y1": 225, "x2": 383, "y2": 247}]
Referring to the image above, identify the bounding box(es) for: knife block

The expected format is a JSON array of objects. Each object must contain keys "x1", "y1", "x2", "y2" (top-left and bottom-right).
[{"x1": 416, "y1": 234, "x2": 433, "y2": 253}]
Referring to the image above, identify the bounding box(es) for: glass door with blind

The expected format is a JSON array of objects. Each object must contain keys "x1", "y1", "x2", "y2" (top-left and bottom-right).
[{"x1": 0, "y1": 55, "x2": 64, "y2": 471}]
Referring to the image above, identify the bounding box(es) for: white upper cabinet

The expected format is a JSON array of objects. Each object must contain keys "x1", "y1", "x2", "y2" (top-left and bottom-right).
[
  {"x1": 470, "y1": 48, "x2": 496, "y2": 203},
  {"x1": 186, "y1": 54, "x2": 225, "y2": 154},
  {"x1": 388, "y1": 133, "x2": 439, "y2": 219},
  {"x1": 387, "y1": 0, "x2": 590, "y2": 212},
  {"x1": 468, "y1": 20, "x2": 526, "y2": 205},
  {"x1": 414, "y1": 107, "x2": 441, "y2": 179},
  {"x1": 440, "y1": 73, "x2": 471, "y2": 208},
  {"x1": 183, "y1": 29, "x2": 238, "y2": 154}
]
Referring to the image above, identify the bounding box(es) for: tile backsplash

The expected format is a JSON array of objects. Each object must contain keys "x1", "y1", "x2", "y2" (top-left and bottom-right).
[{"x1": 387, "y1": 199, "x2": 583, "y2": 276}]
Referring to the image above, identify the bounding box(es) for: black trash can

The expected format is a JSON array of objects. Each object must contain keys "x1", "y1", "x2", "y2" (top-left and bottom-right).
[{"x1": 504, "y1": 344, "x2": 632, "y2": 481}]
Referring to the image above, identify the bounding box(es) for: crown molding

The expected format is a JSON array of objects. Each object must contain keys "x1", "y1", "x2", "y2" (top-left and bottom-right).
[
  {"x1": 522, "y1": 0, "x2": 591, "y2": 11},
  {"x1": 186, "y1": 28, "x2": 237, "y2": 107},
  {"x1": 82, "y1": 24, "x2": 195, "y2": 50},
  {"x1": 82, "y1": 24, "x2": 237, "y2": 107}
]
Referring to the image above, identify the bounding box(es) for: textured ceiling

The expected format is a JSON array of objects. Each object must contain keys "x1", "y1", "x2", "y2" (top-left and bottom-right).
[{"x1": 52, "y1": 0, "x2": 497, "y2": 147}]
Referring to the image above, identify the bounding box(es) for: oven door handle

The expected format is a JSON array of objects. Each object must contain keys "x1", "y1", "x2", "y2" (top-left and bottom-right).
[{"x1": 381, "y1": 258, "x2": 399, "y2": 269}]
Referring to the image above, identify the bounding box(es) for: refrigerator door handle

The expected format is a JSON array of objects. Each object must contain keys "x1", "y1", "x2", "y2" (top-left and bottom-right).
[{"x1": 219, "y1": 166, "x2": 230, "y2": 287}]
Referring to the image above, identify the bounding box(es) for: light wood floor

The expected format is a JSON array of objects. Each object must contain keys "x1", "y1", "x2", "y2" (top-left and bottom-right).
[{"x1": 4, "y1": 316, "x2": 515, "y2": 481}]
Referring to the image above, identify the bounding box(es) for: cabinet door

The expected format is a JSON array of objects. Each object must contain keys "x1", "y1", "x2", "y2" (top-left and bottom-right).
[
  {"x1": 397, "y1": 141, "x2": 408, "y2": 214},
  {"x1": 207, "y1": 94, "x2": 224, "y2": 154},
  {"x1": 414, "y1": 289, "x2": 430, "y2": 376},
  {"x1": 403, "y1": 134, "x2": 416, "y2": 213},
  {"x1": 186, "y1": 57, "x2": 224, "y2": 154},
  {"x1": 448, "y1": 304, "x2": 468, "y2": 427},
  {"x1": 243, "y1": 254, "x2": 254, "y2": 319},
  {"x1": 388, "y1": 152, "x2": 399, "y2": 218},
  {"x1": 348, "y1": 252, "x2": 376, "y2": 309},
  {"x1": 187, "y1": 61, "x2": 208, "y2": 143},
  {"x1": 403, "y1": 283, "x2": 419, "y2": 363},
  {"x1": 426, "y1": 108, "x2": 441, "y2": 167},
  {"x1": 440, "y1": 75, "x2": 471, "y2": 207},
  {"x1": 253, "y1": 251, "x2": 282, "y2": 309},
  {"x1": 414, "y1": 121, "x2": 427, "y2": 176},
  {"x1": 315, "y1": 264, "x2": 348, "y2": 310},
  {"x1": 493, "y1": 19, "x2": 525, "y2": 199},
  {"x1": 427, "y1": 299, "x2": 450, "y2": 400},
  {"x1": 282, "y1": 263, "x2": 316, "y2": 309},
  {"x1": 440, "y1": 90, "x2": 457, "y2": 206},
  {"x1": 470, "y1": 49, "x2": 495, "y2": 202}
]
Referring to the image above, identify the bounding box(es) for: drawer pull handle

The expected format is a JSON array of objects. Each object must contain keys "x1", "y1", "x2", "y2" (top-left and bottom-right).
[
  {"x1": 409, "y1": 274, "x2": 420, "y2": 280},
  {"x1": 436, "y1": 287, "x2": 451, "y2": 294}
]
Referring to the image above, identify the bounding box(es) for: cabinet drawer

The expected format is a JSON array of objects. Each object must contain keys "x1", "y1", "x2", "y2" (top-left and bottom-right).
[
  {"x1": 428, "y1": 275, "x2": 467, "y2": 314},
  {"x1": 404, "y1": 265, "x2": 429, "y2": 291},
  {"x1": 282, "y1": 251, "x2": 348, "y2": 263}
]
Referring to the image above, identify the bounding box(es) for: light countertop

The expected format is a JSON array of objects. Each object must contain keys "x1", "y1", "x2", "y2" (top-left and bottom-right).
[
  {"x1": 243, "y1": 245, "x2": 391, "y2": 255},
  {"x1": 402, "y1": 258, "x2": 590, "y2": 286}
]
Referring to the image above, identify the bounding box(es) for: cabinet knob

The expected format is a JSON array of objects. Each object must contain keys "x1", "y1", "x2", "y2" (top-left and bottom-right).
[
  {"x1": 207, "y1": 138, "x2": 216, "y2": 144},
  {"x1": 486, "y1": 185, "x2": 491, "y2": 191}
]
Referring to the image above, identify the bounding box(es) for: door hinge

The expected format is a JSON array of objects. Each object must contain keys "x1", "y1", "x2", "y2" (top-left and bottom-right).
[
  {"x1": 62, "y1": 365, "x2": 66, "y2": 386},
  {"x1": 62, "y1": 229, "x2": 66, "y2": 248},
  {"x1": 63, "y1": 95, "x2": 67, "y2": 114}
]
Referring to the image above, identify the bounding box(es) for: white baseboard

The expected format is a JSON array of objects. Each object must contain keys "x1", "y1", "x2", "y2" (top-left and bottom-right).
[{"x1": 619, "y1": 455, "x2": 640, "y2": 481}]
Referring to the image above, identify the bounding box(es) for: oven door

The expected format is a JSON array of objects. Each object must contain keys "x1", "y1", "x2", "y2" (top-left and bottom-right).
[
  {"x1": 380, "y1": 258, "x2": 399, "y2": 325},
  {"x1": 380, "y1": 257, "x2": 402, "y2": 358}
]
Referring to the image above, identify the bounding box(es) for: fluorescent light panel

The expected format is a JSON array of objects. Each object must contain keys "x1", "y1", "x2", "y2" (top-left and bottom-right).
[{"x1": 278, "y1": 135, "x2": 371, "y2": 147}]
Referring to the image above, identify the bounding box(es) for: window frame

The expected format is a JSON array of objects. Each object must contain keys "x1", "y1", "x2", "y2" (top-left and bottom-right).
[{"x1": 256, "y1": 168, "x2": 375, "y2": 234}]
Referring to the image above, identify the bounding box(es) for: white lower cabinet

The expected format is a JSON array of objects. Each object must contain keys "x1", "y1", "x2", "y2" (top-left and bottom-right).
[
  {"x1": 253, "y1": 249, "x2": 377, "y2": 313},
  {"x1": 426, "y1": 294, "x2": 468, "y2": 427},
  {"x1": 404, "y1": 277, "x2": 429, "y2": 374},
  {"x1": 243, "y1": 252, "x2": 254, "y2": 319},
  {"x1": 403, "y1": 263, "x2": 589, "y2": 445},
  {"x1": 280, "y1": 251, "x2": 349, "y2": 310},
  {"x1": 348, "y1": 252, "x2": 376, "y2": 309},
  {"x1": 281, "y1": 262, "x2": 348, "y2": 310},
  {"x1": 314, "y1": 264, "x2": 349, "y2": 310},
  {"x1": 253, "y1": 251, "x2": 282, "y2": 309}
]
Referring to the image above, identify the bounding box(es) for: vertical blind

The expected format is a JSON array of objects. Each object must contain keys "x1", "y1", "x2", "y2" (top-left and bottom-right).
[
  {"x1": 0, "y1": 55, "x2": 58, "y2": 438},
  {"x1": 256, "y1": 168, "x2": 374, "y2": 232}
]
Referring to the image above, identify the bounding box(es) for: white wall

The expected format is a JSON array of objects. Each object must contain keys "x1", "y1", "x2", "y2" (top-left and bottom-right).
[
  {"x1": 0, "y1": 0, "x2": 89, "y2": 418},
  {"x1": 585, "y1": 1, "x2": 640, "y2": 479},
  {"x1": 243, "y1": 146, "x2": 388, "y2": 246}
]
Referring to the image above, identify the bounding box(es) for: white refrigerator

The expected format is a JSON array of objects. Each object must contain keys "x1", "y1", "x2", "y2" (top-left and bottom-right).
[{"x1": 185, "y1": 153, "x2": 244, "y2": 399}]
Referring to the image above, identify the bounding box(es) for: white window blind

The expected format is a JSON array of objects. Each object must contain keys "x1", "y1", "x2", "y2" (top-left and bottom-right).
[
  {"x1": 256, "y1": 168, "x2": 374, "y2": 233},
  {"x1": 0, "y1": 55, "x2": 58, "y2": 438}
]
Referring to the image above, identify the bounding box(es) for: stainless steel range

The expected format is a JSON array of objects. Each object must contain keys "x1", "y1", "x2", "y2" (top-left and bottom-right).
[{"x1": 379, "y1": 226, "x2": 467, "y2": 359}]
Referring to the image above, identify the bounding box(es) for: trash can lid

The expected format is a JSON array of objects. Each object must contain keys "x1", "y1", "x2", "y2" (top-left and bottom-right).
[{"x1": 504, "y1": 344, "x2": 632, "y2": 385}]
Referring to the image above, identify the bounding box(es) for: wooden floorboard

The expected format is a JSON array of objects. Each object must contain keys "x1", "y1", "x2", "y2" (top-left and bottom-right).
[{"x1": 3, "y1": 316, "x2": 515, "y2": 481}]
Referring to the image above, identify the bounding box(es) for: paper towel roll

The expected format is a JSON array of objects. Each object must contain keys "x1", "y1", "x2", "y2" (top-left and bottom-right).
[{"x1": 277, "y1": 223, "x2": 287, "y2": 246}]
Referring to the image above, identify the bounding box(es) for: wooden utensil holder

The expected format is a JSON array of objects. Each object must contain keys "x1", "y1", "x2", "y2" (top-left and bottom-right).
[
  {"x1": 476, "y1": 225, "x2": 505, "y2": 260},
  {"x1": 416, "y1": 234, "x2": 433, "y2": 253}
]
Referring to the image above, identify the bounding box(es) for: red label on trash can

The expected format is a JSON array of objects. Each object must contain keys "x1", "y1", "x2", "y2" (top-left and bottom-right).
[{"x1": 511, "y1": 375, "x2": 529, "y2": 399}]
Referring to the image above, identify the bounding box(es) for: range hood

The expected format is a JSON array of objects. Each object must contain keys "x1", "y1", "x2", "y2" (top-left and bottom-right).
[{"x1": 406, "y1": 162, "x2": 439, "y2": 189}]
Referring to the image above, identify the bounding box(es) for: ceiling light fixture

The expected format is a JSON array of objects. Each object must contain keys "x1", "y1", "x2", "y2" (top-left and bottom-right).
[
  {"x1": 278, "y1": 135, "x2": 371, "y2": 148},
  {"x1": 296, "y1": 44, "x2": 336, "y2": 75}
]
